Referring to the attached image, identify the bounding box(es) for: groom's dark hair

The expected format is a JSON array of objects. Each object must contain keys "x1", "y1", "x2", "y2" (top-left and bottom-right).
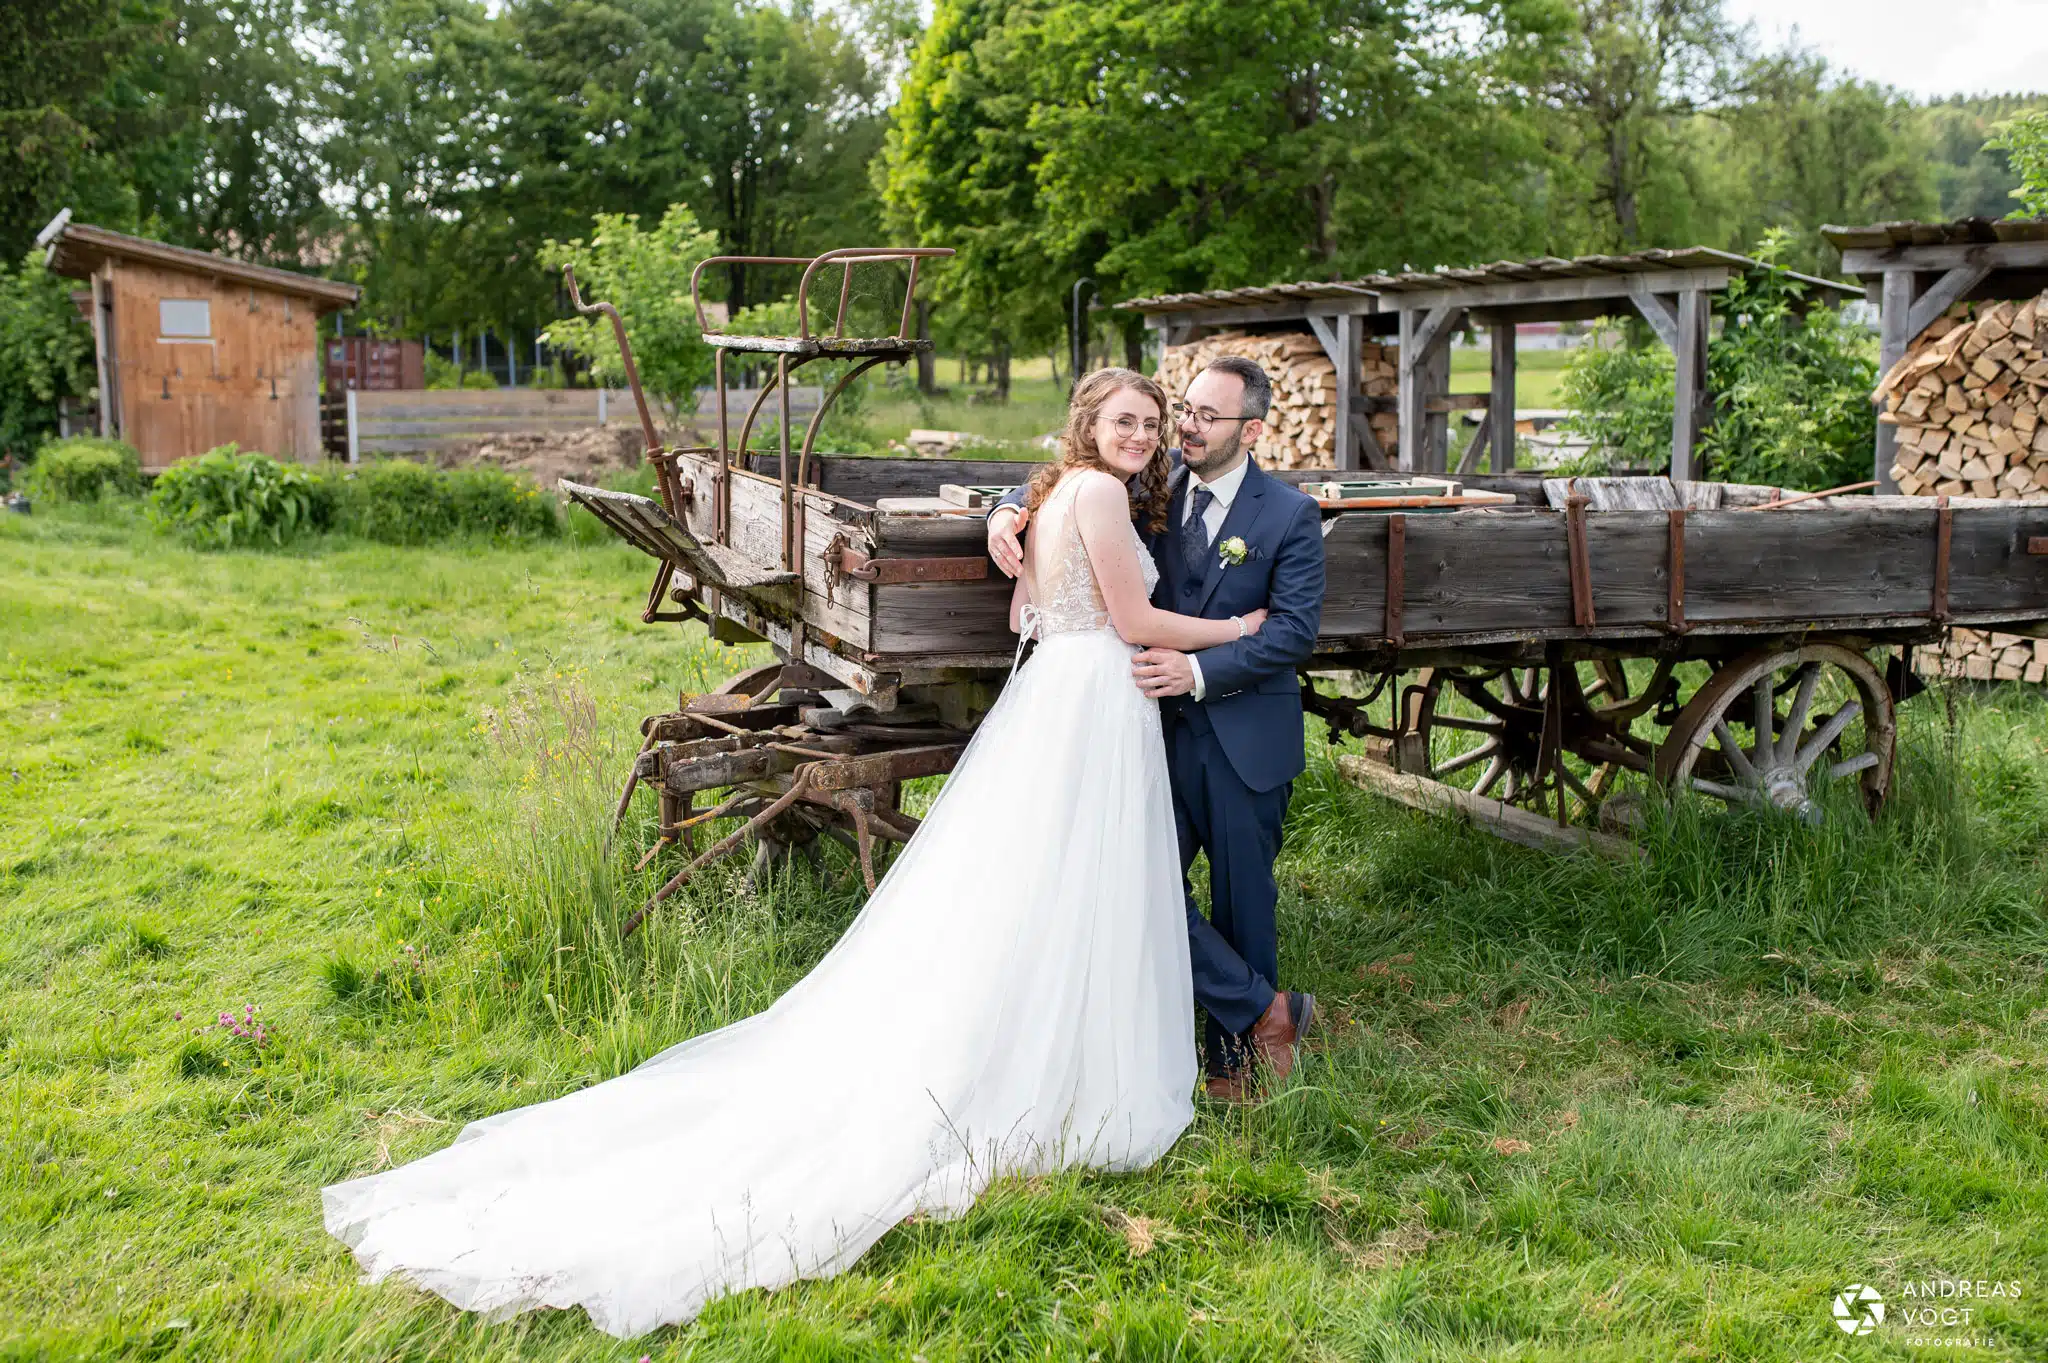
[{"x1": 1202, "y1": 355, "x2": 1272, "y2": 421}]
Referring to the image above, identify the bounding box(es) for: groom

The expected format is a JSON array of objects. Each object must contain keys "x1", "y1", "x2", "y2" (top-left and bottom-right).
[{"x1": 987, "y1": 357, "x2": 1327, "y2": 1101}]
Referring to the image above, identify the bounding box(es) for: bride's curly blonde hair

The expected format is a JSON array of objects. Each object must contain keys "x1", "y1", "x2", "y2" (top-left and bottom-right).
[{"x1": 1023, "y1": 367, "x2": 1173, "y2": 536}]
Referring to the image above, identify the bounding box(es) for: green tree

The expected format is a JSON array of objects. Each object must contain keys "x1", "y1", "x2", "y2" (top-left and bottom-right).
[
  {"x1": 501, "y1": 0, "x2": 887, "y2": 314},
  {"x1": 1986, "y1": 109, "x2": 2048, "y2": 218},
  {"x1": 1918, "y1": 95, "x2": 2047, "y2": 220},
  {"x1": 1543, "y1": 0, "x2": 1749, "y2": 248},
  {"x1": 883, "y1": 0, "x2": 1577, "y2": 392},
  {"x1": 323, "y1": 0, "x2": 521, "y2": 339},
  {"x1": 0, "y1": 0, "x2": 166, "y2": 258},
  {"x1": 1710, "y1": 56, "x2": 1936, "y2": 273},
  {"x1": 537, "y1": 206, "x2": 723, "y2": 423}
]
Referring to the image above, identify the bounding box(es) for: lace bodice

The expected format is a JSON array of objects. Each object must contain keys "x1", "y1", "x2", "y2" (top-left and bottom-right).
[{"x1": 1020, "y1": 474, "x2": 1157, "y2": 641}]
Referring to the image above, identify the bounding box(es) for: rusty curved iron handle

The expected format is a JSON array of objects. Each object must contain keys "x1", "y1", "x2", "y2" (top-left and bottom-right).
[
  {"x1": 689, "y1": 248, "x2": 956, "y2": 341},
  {"x1": 793, "y1": 248, "x2": 954, "y2": 340},
  {"x1": 562, "y1": 265, "x2": 661, "y2": 457}
]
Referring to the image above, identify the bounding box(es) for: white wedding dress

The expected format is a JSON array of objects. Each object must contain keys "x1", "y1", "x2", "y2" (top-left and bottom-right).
[{"x1": 322, "y1": 475, "x2": 1196, "y2": 1337}]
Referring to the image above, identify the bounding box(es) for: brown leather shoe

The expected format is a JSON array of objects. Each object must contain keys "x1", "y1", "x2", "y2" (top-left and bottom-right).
[
  {"x1": 1248, "y1": 990, "x2": 1315, "y2": 1082},
  {"x1": 1204, "y1": 1070, "x2": 1252, "y2": 1103}
]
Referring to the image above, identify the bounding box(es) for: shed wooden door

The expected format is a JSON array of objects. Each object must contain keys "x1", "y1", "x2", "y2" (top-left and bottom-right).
[{"x1": 111, "y1": 263, "x2": 323, "y2": 468}]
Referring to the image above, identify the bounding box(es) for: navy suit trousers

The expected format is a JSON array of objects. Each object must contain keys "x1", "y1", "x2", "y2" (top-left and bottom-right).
[{"x1": 1167, "y1": 701, "x2": 1289, "y2": 1078}]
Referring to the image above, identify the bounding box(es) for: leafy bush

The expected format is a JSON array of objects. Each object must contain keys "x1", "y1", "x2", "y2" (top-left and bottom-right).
[
  {"x1": 24, "y1": 437, "x2": 143, "y2": 502},
  {"x1": 0, "y1": 253, "x2": 96, "y2": 465},
  {"x1": 1556, "y1": 331, "x2": 1675, "y2": 472},
  {"x1": 1699, "y1": 241, "x2": 1878, "y2": 489},
  {"x1": 1557, "y1": 231, "x2": 1877, "y2": 488},
  {"x1": 146, "y1": 445, "x2": 333, "y2": 548},
  {"x1": 423, "y1": 351, "x2": 500, "y2": 390},
  {"x1": 326, "y1": 460, "x2": 558, "y2": 543}
]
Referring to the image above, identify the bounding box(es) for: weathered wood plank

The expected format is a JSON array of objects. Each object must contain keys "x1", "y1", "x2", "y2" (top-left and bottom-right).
[
  {"x1": 359, "y1": 418, "x2": 613, "y2": 437},
  {"x1": 870, "y1": 578, "x2": 1019, "y2": 654},
  {"x1": 1839, "y1": 242, "x2": 2048, "y2": 274},
  {"x1": 1336, "y1": 754, "x2": 1643, "y2": 860}
]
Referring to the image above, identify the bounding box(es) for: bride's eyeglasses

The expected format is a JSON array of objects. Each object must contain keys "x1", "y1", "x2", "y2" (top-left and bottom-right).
[{"x1": 1099, "y1": 414, "x2": 1161, "y2": 439}]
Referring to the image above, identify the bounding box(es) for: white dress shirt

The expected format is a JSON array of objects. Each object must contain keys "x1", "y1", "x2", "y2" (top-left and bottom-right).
[{"x1": 1180, "y1": 457, "x2": 1250, "y2": 701}]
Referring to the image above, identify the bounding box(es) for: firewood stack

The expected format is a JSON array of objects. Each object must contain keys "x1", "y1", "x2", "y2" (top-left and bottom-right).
[
  {"x1": 1912, "y1": 629, "x2": 2048, "y2": 683},
  {"x1": 1876, "y1": 292, "x2": 2048, "y2": 500},
  {"x1": 1156, "y1": 331, "x2": 1398, "y2": 469}
]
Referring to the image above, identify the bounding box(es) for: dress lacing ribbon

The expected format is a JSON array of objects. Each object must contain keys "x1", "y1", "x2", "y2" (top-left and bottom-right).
[{"x1": 1010, "y1": 603, "x2": 1044, "y2": 678}]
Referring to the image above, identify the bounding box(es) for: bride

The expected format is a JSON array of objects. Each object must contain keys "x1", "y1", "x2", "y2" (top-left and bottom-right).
[{"x1": 322, "y1": 368, "x2": 1269, "y2": 1337}]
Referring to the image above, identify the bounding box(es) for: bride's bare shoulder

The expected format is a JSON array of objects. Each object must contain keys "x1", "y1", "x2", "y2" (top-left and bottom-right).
[{"x1": 1064, "y1": 468, "x2": 1127, "y2": 510}]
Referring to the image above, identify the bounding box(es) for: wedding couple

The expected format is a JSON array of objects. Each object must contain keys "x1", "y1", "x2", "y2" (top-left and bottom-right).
[{"x1": 322, "y1": 357, "x2": 1329, "y2": 1337}]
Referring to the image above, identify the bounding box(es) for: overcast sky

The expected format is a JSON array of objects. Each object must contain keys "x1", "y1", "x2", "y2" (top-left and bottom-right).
[{"x1": 1721, "y1": 0, "x2": 2048, "y2": 98}]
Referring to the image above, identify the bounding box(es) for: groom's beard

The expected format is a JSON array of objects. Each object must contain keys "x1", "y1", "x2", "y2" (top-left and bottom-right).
[{"x1": 1182, "y1": 425, "x2": 1243, "y2": 476}]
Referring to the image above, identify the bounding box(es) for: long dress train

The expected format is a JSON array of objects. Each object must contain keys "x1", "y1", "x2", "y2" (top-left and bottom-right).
[{"x1": 321, "y1": 476, "x2": 1195, "y2": 1337}]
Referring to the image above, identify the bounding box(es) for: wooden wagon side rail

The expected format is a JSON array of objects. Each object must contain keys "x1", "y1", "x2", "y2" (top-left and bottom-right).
[{"x1": 1318, "y1": 502, "x2": 2048, "y2": 645}]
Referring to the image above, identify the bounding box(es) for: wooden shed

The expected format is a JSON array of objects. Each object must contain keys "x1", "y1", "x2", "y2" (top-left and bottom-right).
[
  {"x1": 1121, "y1": 249, "x2": 1860, "y2": 478},
  {"x1": 36, "y1": 209, "x2": 361, "y2": 470}
]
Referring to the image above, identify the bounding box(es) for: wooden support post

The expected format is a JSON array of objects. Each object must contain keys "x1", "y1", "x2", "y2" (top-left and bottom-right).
[
  {"x1": 1399, "y1": 304, "x2": 1462, "y2": 475},
  {"x1": 1489, "y1": 322, "x2": 1516, "y2": 473},
  {"x1": 1425, "y1": 335, "x2": 1453, "y2": 474},
  {"x1": 1397, "y1": 309, "x2": 1419, "y2": 473},
  {"x1": 1307, "y1": 311, "x2": 1362, "y2": 471},
  {"x1": 1671, "y1": 288, "x2": 1708, "y2": 482},
  {"x1": 1877, "y1": 269, "x2": 1915, "y2": 494}
]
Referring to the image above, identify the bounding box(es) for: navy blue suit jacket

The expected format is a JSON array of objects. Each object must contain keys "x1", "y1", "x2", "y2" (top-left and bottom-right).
[{"x1": 998, "y1": 452, "x2": 1326, "y2": 792}]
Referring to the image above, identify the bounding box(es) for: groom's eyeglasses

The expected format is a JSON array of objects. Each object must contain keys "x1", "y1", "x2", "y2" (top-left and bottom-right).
[
  {"x1": 1172, "y1": 402, "x2": 1252, "y2": 432},
  {"x1": 1101, "y1": 414, "x2": 1161, "y2": 438}
]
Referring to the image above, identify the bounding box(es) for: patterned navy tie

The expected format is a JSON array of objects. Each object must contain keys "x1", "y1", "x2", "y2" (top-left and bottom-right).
[{"x1": 1181, "y1": 485, "x2": 1215, "y2": 576}]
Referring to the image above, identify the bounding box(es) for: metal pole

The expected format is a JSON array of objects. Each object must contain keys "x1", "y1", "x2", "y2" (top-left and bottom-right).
[{"x1": 1070, "y1": 277, "x2": 1095, "y2": 394}]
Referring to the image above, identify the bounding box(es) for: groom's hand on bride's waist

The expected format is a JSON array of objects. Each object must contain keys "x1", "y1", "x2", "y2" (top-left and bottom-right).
[
  {"x1": 987, "y1": 505, "x2": 1026, "y2": 578},
  {"x1": 1133, "y1": 648, "x2": 1198, "y2": 698}
]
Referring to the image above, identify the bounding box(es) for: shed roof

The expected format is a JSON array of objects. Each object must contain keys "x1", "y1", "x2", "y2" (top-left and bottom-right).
[
  {"x1": 1118, "y1": 247, "x2": 1858, "y2": 314},
  {"x1": 1821, "y1": 216, "x2": 2048, "y2": 253},
  {"x1": 35, "y1": 210, "x2": 361, "y2": 311}
]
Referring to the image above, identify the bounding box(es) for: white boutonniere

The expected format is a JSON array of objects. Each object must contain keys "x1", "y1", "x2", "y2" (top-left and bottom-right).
[{"x1": 1217, "y1": 536, "x2": 1249, "y2": 568}]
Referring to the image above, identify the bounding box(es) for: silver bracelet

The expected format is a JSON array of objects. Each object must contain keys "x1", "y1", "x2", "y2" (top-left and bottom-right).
[{"x1": 1233, "y1": 615, "x2": 1247, "y2": 638}]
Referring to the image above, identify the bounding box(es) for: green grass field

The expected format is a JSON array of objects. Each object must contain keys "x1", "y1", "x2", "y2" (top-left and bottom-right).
[{"x1": 5, "y1": 501, "x2": 2048, "y2": 1360}]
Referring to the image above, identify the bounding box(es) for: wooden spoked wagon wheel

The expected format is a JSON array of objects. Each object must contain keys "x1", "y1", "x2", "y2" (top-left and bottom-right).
[
  {"x1": 1396, "y1": 660, "x2": 1658, "y2": 822},
  {"x1": 1652, "y1": 642, "x2": 1894, "y2": 821}
]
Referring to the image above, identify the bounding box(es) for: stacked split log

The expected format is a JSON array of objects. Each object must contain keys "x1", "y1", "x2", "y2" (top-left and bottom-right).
[
  {"x1": 1155, "y1": 331, "x2": 1398, "y2": 469},
  {"x1": 1876, "y1": 291, "x2": 2048, "y2": 500},
  {"x1": 1912, "y1": 630, "x2": 2048, "y2": 684}
]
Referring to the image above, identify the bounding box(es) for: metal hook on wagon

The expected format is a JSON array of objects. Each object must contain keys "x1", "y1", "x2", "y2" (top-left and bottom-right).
[{"x1": 561, "y1": 265, "x2": 662, "y2": 458}]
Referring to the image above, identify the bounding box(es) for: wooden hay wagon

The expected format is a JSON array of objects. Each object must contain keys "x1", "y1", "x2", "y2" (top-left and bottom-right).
[{"x1": 562, "y1": 252, "x2": 2048, "y2": 929}]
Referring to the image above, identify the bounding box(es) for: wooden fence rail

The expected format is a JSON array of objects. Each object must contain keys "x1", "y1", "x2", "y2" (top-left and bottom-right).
[{"x1": 344, "y1": 386, "x2": 825, "y2": 459}]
